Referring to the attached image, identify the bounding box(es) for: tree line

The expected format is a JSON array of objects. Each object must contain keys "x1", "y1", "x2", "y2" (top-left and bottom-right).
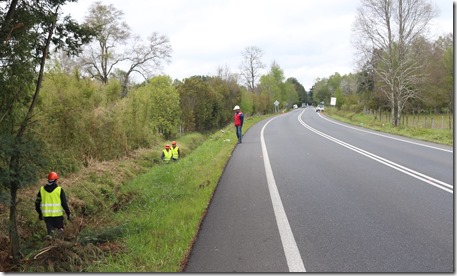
[
  {"x1": 37, "y1": 58, "x2": 305, "y2": 173},
  {"x1": 311, "y1": 31, "x2": 452, "y2": 122}
]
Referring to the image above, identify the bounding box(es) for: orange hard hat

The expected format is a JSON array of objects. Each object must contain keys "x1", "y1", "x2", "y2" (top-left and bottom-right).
[
  {"x1": 48, "y1": 172, "x2": 59, "y2": 181},
  {"x1": 172, "y1": 141, "x2": 176, "y2": 145}
]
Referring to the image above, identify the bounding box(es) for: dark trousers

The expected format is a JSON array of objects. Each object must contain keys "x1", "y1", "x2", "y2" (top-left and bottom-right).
[
  {"x1": 44, "y1": 216, "x2": 64, "y2": 235},
  {"x1": 235, "y1": 126, "x2": 242, "y2": 143}
]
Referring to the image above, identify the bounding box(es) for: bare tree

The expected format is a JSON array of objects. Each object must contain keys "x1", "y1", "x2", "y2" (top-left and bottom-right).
[
  {"x1": 48, "y1": 49, "x2": 81, "y2": 76},
  {"x1": 119, "y1": 33, "x2": 172, "y2": 97},
  {"x1": 217, "y1": 64, "x2": 232, "y2": 80},
  {"x1": 240, "y1": 46, "x2": 265, "y2": 92},
  {"x1": 353, "y1": 0, "x2": 437, "y2": 126},
  {"x1": 82, "y1": 1, "x2": 130, "y2": 83},
  {"x1": 217, "y1": 64, "x2": 240, "y2": 84},
  {"x1": 80, "y1": 2, "x2": 172, "y2": 97}
]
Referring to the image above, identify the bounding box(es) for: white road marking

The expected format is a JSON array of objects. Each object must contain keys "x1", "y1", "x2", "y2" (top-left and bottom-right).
[
  {"x1": 298, "y1": 110, "x2": 453, "y2": 194},
  {"x1": 261, "y1": 117, "x2": 306, "y2": 272},
  {"x1": 317, "y1": 112, "x2": 453, "y2": 153}
]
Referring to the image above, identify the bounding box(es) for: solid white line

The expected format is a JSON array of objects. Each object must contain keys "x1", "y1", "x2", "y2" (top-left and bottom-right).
[
  {"x1": 261, "y1": 117, "x2": 306, "y2": 272},
  {"x1": 317, "y1": 112, "x2": 453, "y2": 153},
  {"x1": 298, "y1": 111, "x2": 453, "y2": 194}
]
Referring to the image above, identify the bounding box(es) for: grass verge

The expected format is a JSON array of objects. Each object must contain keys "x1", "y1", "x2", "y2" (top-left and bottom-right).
[
  {"x1": 324, "y1": 108, "x2": 453, "y2": 146},
  {"x1": 86, "y1": 115, "x2": 272, "y2": 272}
]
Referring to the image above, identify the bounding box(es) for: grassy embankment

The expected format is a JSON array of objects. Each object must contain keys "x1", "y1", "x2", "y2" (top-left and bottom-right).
[
  {"x1": 323, "y1": 107, "x2": 453, "y2": 146},
  {"x1": 84, "y1": 114, "x2": 275, "y2": 272},
  {"x1": 10, "y1": 114, "x2": 272, "y2": 272}
]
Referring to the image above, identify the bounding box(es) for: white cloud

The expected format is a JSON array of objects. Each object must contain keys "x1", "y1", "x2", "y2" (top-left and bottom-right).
[{"x1": 61, "y1": 0, "x2": 454, "y2": 90}]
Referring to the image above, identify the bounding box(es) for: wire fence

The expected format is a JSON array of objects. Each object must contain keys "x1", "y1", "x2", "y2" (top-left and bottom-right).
[{"x1": 374, "y1": 111, "x2": 453, "y2": 130}]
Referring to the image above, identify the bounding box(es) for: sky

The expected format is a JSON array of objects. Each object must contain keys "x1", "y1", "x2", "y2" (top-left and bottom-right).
[{"x1": 61, "y1": 0, "x2": 454, "y2": 90}]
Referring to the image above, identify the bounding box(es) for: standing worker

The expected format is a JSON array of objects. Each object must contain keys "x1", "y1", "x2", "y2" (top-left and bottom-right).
[
  {"x1": 171, "y1": 141, "x2": 180, "y2": 161},
  {"x1": 35, "y1": 172, "x2": 71, "y2": 236},
  {"x1": 233, "y1": 105, "x2": 244, "y2": 144},
  {"x1": 161, "y1": 144, "x2": 173, "y2": 162}
]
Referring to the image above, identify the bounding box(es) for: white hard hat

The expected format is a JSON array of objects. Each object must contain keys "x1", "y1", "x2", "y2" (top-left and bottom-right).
[{"x1": 233, "y1": 105, "x2": 240, "y2": 110}]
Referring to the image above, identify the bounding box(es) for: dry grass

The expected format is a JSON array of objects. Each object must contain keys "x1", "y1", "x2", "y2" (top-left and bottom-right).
[{"x1": 0, "y1": 147, "x2": 156, "y2": 272}]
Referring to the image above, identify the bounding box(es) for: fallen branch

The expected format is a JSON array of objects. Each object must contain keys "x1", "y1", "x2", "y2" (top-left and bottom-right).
[{"x1": 33, "y1": 246, "x2": 57, "y2": 259}]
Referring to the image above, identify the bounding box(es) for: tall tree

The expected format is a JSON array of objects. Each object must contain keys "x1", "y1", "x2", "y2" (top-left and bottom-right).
[
  {"x1": 119, "y1": 33, "x2": 172, "y2": 97},
  {"x1": 258, "y1": 62, "x2": 298, "y2": 111},
  {"x1": 130, "y1": 76, "x2": 180, "y2": 138},
  {"x1": 287, "y1": 77, "x2": 308, "y2": 106},
  {"x1": 0, "y1": 0, "x2": 94, "y2": 263},
  {"x1": 353, "y1": 0, "x2": 437, "y2": 126},
  {"x1": 240, "y1": 46, "x2": 265, "y2": 92},
  {"x1": 81, "y1": 2, "x2": 172, "y2": 97},
  {"x1": 312, "y1": 78, "x2": 331, "y2": 105},
  {"x1": 81, "y1": 1, "x2": 130, "y2": 83},
  {"x1": 259, "y1": 62, "x2": 283, "y2": 103},
  {"x1": 420, "y1": 34, "x2": 453, "y2": 113}
]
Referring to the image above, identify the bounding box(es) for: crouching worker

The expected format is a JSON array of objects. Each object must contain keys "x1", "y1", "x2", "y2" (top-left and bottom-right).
[
  {"x1": 35, "y1": 172, "x2": 71, "y2": 236},
  {"x1": 161, "y1": 144, "x2": 172, "y2": 163}
]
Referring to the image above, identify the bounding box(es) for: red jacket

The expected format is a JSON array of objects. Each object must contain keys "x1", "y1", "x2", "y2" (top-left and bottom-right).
[{"x1": 234, "y1": 111, "x2": 244, "y2": 127}]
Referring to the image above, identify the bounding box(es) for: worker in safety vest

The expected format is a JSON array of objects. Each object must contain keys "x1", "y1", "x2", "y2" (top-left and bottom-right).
[
  {"x1": 171, "y1": 141, "x2": 180, "y2": 161},
  {"x1": 233, "y1": 105, "x2": 244, "y2": 143},
  {"x1": 35, "y1": 172, "x2": 71, "y2": 236},
  {"x1": 161, "y1": 144, "x2": 173, "y2": 162}
]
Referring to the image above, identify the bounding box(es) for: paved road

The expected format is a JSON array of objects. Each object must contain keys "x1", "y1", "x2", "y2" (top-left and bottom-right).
[{"x1": 184, "y1": 107, "x2": 454, "y2": 272}]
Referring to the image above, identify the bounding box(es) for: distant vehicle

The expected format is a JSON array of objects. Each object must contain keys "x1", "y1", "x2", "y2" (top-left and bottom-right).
[
  {"x1": 293, "y1": 104, "x2": 298, "y2": 109},
  {"x1": 316, "y1": 104, "x2": 324, "y2": 112}
]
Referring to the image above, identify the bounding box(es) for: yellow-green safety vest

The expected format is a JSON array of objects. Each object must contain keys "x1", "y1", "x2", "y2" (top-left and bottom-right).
[
  {"x1": 163, "y1": 149, "x2": 172, "y2": 161},
  {"x1": 40, "y1": 186, "x2": 63, "y2": 217},
  {"x1": 172, "y1": 146, "x2": 179, "y2": 159}
]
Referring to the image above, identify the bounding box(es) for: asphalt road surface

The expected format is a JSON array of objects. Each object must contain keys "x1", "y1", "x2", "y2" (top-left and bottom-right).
[{"x1": 184, "y1": 107, "x2": 454, "y2": 273}]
